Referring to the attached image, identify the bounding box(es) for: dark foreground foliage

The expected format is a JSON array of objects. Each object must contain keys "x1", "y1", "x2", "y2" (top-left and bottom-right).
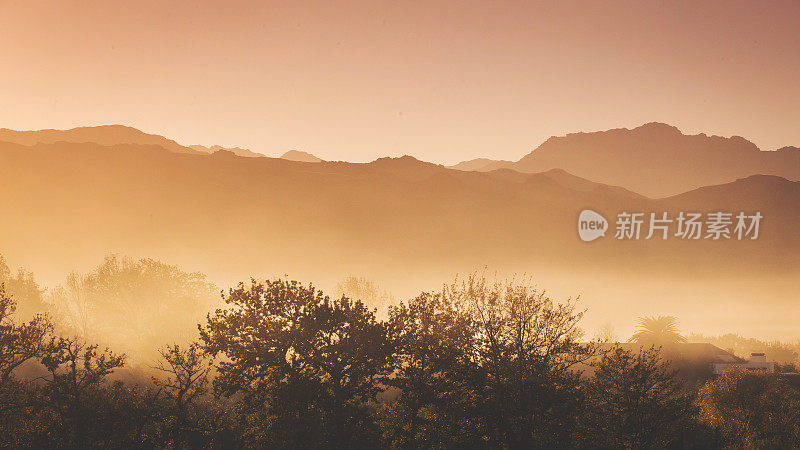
[{"x1": 0, "y1": 279, "x2": 798, "y2": 448}]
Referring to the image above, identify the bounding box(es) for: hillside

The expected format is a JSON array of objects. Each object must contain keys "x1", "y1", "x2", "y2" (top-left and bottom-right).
[
  {"x1": 281, "y1": 150, "x2": 323, "y2": 162},
  {"x1": 449, "y1": 158, "x2": 511, "y2": 172},
  {"x1": 451, "y1": 123, "x2": 799, "y2": 198},
  {"x1": 0, "y1": 125, "x2": 204, "y2": 155},
  {"x1": 190, "y1": 144, "x2": 265, "y2": 158},
  {"x1": 0, "y1": 140, "x2": 795, "y2": 290}
]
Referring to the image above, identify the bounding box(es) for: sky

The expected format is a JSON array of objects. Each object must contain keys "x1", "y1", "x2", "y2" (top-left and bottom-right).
[{"x1": 1, "y1": 0, "x2": 798, "y2": 165}]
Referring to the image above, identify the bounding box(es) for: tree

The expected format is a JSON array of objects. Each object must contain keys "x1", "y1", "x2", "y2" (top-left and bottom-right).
[
  {"x1": 0, "y1": 283, "x2": 57, "y2": 447},
  {"x1": 698, "y1": 368, "x2": 800, "y2": 447},
  {"x1": 594, "y1": 322, "x2": 618, "y2": 343},
  {"x1": 380, "y1": 291, "x2": 485, "y2": 448},
  {"x1": 332, "y1": 276, "x2": 395, "y2": 318},
  {"x1": 155, "y1": 343, "x2": 211, "y2": 414},
  {"x1": 47, "y1": 272, "x2": 92, "y2": 339},
  {"x1": 579, "y1": 346, "x2": 698, "y2": 448},
  {"x1": 0, "y1": 255, "x2": 46, "y2": 321},
  {"x1": 47, "y1": 255, "x2": 219, "y2": 359},
  {"x1": 38, "y1": 337, "x2": 126, "y2": 447},
  {"x1": 0, "y1": 284, "x2": 54, "y2": 385},
  {"x1": 200, "y1": 279, "x2": 394, "y2": 447},
  {"x1": 153, "y1": 342, "x2": 213, "y2": 446},
  {"x1": 446, "y1": 274, "x2": 594, "y2": 448},
  {"x1": 629, "y1": 316, "x2": 686, "y2": 345}
]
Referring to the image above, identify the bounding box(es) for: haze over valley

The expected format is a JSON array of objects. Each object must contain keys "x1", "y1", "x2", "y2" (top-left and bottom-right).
[{"x1": 0, "y1": 123, "x2": 796, "y2": 341}]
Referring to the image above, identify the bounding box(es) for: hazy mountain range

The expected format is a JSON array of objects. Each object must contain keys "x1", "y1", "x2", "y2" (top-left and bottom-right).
[
  {"x1": 189, "y1": 144, "x2": 266, "y2": 158},
  {"x1": 0, "y1": 125, "x2": 324, "y2": 162},
  {"x1": 0, "y1": 125, "x2": 204, "y2": 155},
  {"x1": 0, "y1": 123, "x2": 796, "y2": 338},
  {"x1": 0, "y1": 124, "x2": 796, "y2": 280},
  {"x1": 281, "y1": 150, "x2": 324, "y2": 162},
  {"x1": 451, "y1": 122, "x2": 799, "y2": 198}
]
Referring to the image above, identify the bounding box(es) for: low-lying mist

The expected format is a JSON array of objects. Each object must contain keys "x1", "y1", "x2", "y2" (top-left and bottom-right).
[{"x1": 1, "y1": 252, "x2": 796, "y2": 377}]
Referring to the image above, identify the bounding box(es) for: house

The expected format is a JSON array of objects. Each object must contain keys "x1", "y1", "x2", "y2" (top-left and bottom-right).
[
  {"x1": 585, "y1": 343, "x2": 776, "y2": 384},
  {"x1": 712, "y1": 352, "x2": 776, "y2": 374}
]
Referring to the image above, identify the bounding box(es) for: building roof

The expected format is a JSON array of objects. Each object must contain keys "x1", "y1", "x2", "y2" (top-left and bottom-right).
[{"x1": 597, "y1": 342, "x2": 743, "y2": 364}]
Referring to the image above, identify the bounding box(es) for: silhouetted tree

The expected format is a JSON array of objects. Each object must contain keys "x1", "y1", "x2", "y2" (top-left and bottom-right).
[
  {"x1": 0, "y1": 285, "x2": 57, "y2": 447},
  {"x1": 380, "y1": 291, "x2": 486, "y2": 448},
  {"x1": 0, "y1": 255, "x2": 46, "y2": 320},
  {"x1": 154, "y1": 342, "x2": 212, "y2": 445},
  {"x1": 699, "y1": 368, "x2": 800, "y2": 447},
  {"x1": 579, "y1": 346, "x2": 699, "y2": 448},
  {"x1": 38, "y1": 337, "x2": 126, "y2": 447},
  {"x1": 0, "y1": 284, "x2": 53, "y2": 385},
  {"x1": 200, "y1": 279, "x2": 394, "y2": 447},
  {"x1": 446, "y1": 274, "x2": 594, "y2": 448},
  {"x1": 629, "y1": 316, "x2": 686, "y2": 345}
]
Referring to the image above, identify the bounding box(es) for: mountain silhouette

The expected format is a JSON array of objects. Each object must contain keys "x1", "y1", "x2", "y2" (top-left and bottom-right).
[
  {"x1": 190, "y1": 144, "x2": 265, "y2": 158},
  {"x1": 0, "y1": 124, "x2": 794, "y2": 341},
  {"x1": 450, "y1": 157, "x2": 512, "y2": 171},
  {"x1": 0, "y1": 139, "x2": 795, "y2": 290},
  {"x1": 281, "y1": 150, "x2": 323, "y2": 162},
  {"x1": 0, "y1": 125, "x2": 205, "y2": 155},
  {"x1": 450, "y1": 123, "x2": 799, "y2": 198}
]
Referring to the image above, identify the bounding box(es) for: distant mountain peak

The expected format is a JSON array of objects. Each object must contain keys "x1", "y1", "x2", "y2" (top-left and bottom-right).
[
  {"x1": 508, "y1": 123, "x2": 798, "y2": 197},
  {"x1": 191, "y1": 144, "x2": 265, "y2": 158},
  {"x1": 449, "y1": 157, "x2": 513, "y2": 172},
  {"x1": 370, "y1": 155, "x2": 441, "y2": 170},
  {"x1": 281, "y1": 150, "x2": 323, "y2": 163},
  {"x1": 734, "y1": 174, "x2": 793, "y2": 184},
  {"x1": 375, "y1": 155, "x2": 423, "y2": 163},
  {"x1": 210, "y1": 149, "x2": 238, "y2": 158},
  {"x1": 0, "y1": 124, "x2": 205, "y2": 155},
  {"x1": 634, "y1": 122, "x2": 683, "y2": 135}
]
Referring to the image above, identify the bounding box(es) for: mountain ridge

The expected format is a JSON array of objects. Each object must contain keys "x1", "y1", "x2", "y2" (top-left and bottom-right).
[
  {"x1": 190, "y1": 144, "x2": 265, "y2": 158},
  {"x1": 0, "y1": 139, "x2": 794, "y2": 281},
  {"x1": 281, "y1": 150, "x2": 323, "y2": 162},
  {"x1": 0, "y1": 125, "x2": 205, "y2": 155},
  {"x1": 4, "y1": 123, "x2": 796, "y2": 199},
  {"x1": 450, "y1": 122, "x2": 799, "y2": 197}
]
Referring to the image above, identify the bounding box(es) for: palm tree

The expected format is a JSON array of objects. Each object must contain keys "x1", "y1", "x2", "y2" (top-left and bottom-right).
[{"x1": 628, "y1": 316, "x2": 686, "y2": 345}]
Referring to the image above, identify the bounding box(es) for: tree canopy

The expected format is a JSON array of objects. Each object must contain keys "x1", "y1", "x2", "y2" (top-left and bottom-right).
[
  {"x1": 629, "y1": 315, "x2": 687, "y2": 346},
  {"x1": 0, "y1": 268, "x2": 795, "y2": 448}
]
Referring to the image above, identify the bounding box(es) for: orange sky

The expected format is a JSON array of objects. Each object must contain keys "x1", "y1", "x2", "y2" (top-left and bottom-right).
[{"x1": 1, "y1": 0, "x2": 798, "y2": 164}]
